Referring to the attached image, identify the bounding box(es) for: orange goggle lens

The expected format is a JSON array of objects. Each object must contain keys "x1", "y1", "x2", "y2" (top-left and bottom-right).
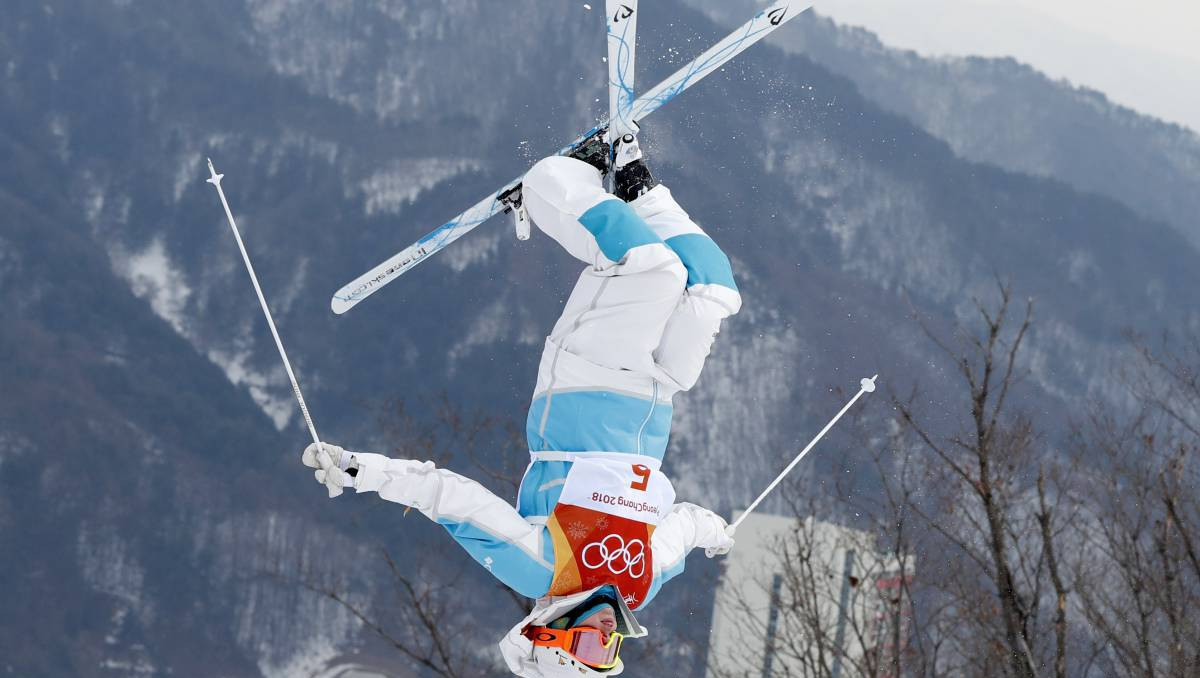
[{"x1": 530, "y1": 627, "x2": 624, "y2": 669}]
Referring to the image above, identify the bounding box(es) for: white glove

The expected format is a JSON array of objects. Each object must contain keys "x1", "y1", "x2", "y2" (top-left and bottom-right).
[
  {"x1": 705, "y1": 524, "x2": 736, "y2": 559},
  {"x1": 301, "y1": 442, "x2": 359, "y2": 498}
]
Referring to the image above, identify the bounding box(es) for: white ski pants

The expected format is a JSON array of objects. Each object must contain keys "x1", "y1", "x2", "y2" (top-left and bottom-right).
[{"x1": 522, "y1": 156, "x2": 742, "y2": 395}]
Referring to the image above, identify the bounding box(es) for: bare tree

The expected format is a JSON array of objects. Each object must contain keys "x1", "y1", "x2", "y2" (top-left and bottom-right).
[
  {"x1": 710, "y1": 282, "x2": 1082, "y2": 678},
  {"x1": 1072, "y1": 335, "x2": 1200, "y2": 678},
  {"x1": 280, "y1": 548, "x2": 505, "y2": 678},
  {"x1": 891, "y1": 283, "x2": 1067, "y2": 678},
  {"x1": 696, "y1": 280, "x2": 1200, "y2": 678},
  {"x1": 1035, "y1": 469, "x2": 1069, "y2": 678},
  {"x1": 853, "y1": 438, "x2": 935, "y2": 678},
  {"x1": 707, "y1": 428, "x2": 922, "y2": 678},
  {"x1": 710, "y1": 507, "x2": 911, "y2": 678}
]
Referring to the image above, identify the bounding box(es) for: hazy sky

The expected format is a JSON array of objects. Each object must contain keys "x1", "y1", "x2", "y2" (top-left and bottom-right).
[{"x1": 813, "y1": 0, "x2": 1200, "y2": 132}]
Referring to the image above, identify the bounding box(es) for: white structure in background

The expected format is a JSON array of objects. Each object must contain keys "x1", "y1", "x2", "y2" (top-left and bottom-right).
[{"x1": 707, "y1": 512, "x2": 913, "y2": 678}]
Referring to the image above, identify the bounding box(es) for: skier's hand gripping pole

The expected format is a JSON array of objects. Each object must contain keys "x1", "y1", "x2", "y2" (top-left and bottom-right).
[
  {"x1": 727, "y1": 375, "x2": 878, "y2": 535},
  {"x1": 205, "y1": 159, "x2": 343, "y2": 499}
]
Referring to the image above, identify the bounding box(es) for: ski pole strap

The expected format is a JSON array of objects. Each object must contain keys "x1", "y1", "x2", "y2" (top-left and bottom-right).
[{"x1": 728, "y1": 375, "x2": 877, "y2": 534}]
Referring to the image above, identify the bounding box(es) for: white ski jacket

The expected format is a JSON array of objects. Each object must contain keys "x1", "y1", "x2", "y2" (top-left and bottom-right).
[{"x1": 352, "y1": 155, "x2": 740, "y2": 608}]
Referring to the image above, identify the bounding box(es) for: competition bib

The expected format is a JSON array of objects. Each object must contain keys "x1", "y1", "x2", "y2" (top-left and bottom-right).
[{"x1": 545, "y1": 457, "x2": 676, "y2": 608}]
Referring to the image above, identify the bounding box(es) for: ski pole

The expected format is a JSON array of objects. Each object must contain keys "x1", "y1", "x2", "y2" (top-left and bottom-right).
[
  {"x1": 205, "y1": 159, "x2": 342, "y2": 498},
  {"x1": 728, "y1": 375, "x2": 878, "y2": 534}
]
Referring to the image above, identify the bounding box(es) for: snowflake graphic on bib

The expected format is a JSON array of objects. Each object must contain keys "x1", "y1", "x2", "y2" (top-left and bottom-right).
[{"x1": 566, "y1": 521, "x2": 590, "y2": 541}]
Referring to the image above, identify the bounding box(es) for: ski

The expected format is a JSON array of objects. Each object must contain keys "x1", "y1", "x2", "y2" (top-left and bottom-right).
[
  {"x1": 330, "y1": 1, "x2": 808, "y2": 315},
  {"x1": 607, "y1": 1, "x2": 638, "y2": 139}
]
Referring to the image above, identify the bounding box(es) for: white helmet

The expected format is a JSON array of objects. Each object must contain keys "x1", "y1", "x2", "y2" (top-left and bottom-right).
[{"x1": 499, "y1": 586, "x2": 646, "y2": 677}]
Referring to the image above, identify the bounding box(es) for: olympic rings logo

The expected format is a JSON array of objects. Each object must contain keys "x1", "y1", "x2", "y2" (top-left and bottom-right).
[{"x1": 580, "y1": 534, "x2": 646, "y2": 578}]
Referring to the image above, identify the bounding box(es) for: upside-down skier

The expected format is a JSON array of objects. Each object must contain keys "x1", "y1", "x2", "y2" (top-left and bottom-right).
[{"x1": 305, "y1": 129, "x2": 741, "y2": 676}]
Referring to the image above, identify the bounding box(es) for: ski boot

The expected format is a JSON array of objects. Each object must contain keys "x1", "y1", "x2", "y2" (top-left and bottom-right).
[
  {"x1": 567, "y1": 126, "x2": 613, "y2": 174},
  {"x1": 506, "y1": 127, "x2": 611, "y2": 240},
  {"x1": 613, "y1": 130, "x2": 658, "y2": 202}
]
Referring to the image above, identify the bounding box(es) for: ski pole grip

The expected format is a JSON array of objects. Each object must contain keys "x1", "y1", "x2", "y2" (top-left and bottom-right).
[{"x1": 319, "y1": 441, "x2": 345, "y2": 498}]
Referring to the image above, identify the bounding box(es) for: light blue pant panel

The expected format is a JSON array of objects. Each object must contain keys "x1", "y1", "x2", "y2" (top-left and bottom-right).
[
  {"x1": 436, "y1": 518, "x2": 553, "y2": 599},
  {"x1": 664, "y1": 233, "x2": 738, "y2": 291},
  {"x1": 579, "y1": 199, "x2": 664, "y2": 263},
  {"x1": 527, "y1": 390, "x2": 673, "y2": 459}
]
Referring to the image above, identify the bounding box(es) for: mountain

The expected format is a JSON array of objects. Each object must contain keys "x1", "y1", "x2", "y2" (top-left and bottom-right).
[
  {"x1": 0, "y1": 113, "x2": 331, "y2": 674},
  {"x1": 2, "y1": 1, "x2": 1197, "y2": 676},
  {"x1": 688, "y1": 0, "x2": 1200, "y2": 249}
]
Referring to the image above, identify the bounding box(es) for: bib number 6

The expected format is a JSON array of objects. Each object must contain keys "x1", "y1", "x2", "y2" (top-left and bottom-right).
[{"x1": 630, "y1": 464, "x2": 651, "y2": 491}]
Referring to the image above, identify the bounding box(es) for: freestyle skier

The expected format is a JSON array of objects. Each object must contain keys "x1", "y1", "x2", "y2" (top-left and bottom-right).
[
  {"x1": 203, "y1": 6, "x2": 866, "y2": 676},
  {"x1": 305, "y1": 130, "x2": 741, "y2": 676}
]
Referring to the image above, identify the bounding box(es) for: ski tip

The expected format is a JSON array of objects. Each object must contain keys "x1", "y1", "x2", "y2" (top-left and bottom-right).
[
  {"x1": 761, "y1": 1, "x2": 808, "y2": 27},
  {"x1": 330, "y1": 294, "x2": 353, "y2": 316}
]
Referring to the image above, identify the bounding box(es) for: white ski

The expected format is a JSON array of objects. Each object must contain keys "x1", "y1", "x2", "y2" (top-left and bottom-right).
[
  {"x1": 607, "y1": 1, "x2": 638, "y2": 139},
  {"x1": 330, "y1": 1, "x2": 809, "y2": 315}
]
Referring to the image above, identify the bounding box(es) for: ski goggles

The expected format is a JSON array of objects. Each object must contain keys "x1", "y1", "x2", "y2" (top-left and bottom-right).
[{"x1": 530, "y1": 626, "x2": 625, "y2": 669}]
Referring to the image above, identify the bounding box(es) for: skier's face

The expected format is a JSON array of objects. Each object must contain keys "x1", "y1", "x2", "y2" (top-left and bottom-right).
[{"x1": 575, "y1": 605, "x2": 618, "y2": 642}]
